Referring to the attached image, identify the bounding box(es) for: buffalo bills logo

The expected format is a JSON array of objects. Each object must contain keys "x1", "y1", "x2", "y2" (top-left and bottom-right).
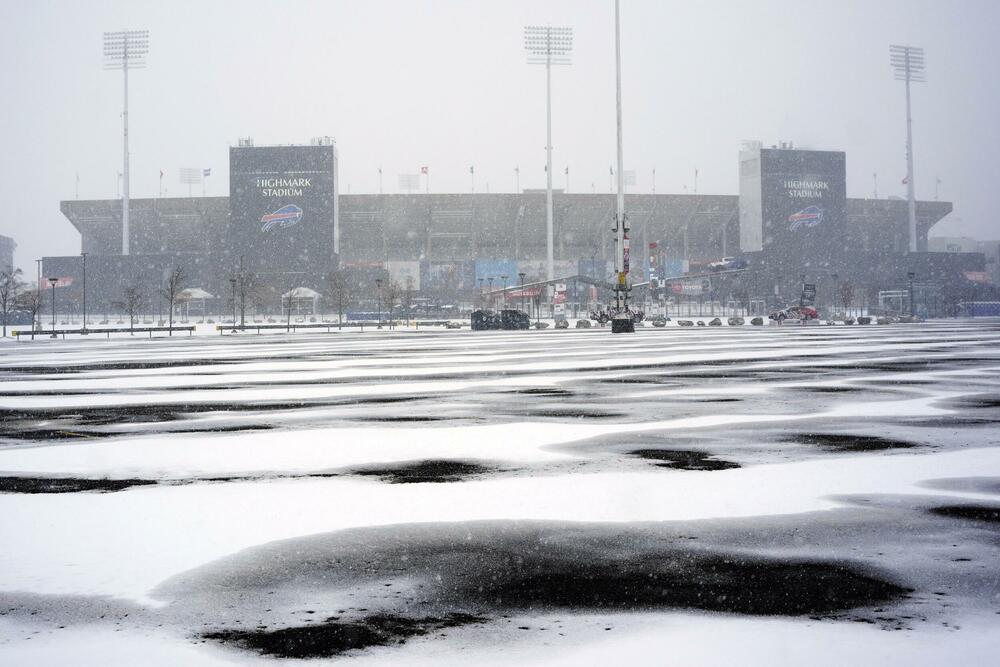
[
  {"x1": 788, "y1": 205, "x2": 823, "y2": 230},
  {"x1": 260, "y1": 204, "x2": 303, "y2": 232}
]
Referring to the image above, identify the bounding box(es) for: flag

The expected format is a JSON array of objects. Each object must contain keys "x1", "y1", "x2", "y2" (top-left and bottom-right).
[
  {"x1": 159, "y1": 169, "x2": 163, "y2": 179},
  {"x1": 610, "y1": 166, "x2": 614, "y2": 175},
  {"x1": 420, "y1": 166, "x2": 428, "y2": 174},
  {"x1": 565, "y1": 167, "x2": 569, "y2": 175},
  {"x1": 902, "y1": 176, "x2": 908, "y2": 185},
  {"x1": 203, "y1": 168, "x2": 212, "y2": 177},
  {"x1": 470, "y1": 165, "x2": 474, "y2": 174}
]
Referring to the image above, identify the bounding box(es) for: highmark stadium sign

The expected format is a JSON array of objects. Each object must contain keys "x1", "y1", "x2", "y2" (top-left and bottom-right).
[
  {"x1": 229, "y1": 143, "x2": 339, "y2": 275},
  {"x1": 256, "y1": 177, "x2": 313, "y2": 197},
  {"x1": 739, "y1": 146, "x2": 846, "y2": 256},
  {"x1": 783, "y1": 180, "x2": 830, "y2": 199}
]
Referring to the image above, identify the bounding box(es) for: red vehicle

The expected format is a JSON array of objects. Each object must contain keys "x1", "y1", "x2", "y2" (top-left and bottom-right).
[{"x1": 768, "y1": 305, "x2": 819, "y2": 322}]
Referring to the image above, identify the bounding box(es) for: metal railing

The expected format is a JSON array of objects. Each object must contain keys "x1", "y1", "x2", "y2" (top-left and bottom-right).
[{"x1": 13, "y1": 326, "x2": 196, "y2": 340}]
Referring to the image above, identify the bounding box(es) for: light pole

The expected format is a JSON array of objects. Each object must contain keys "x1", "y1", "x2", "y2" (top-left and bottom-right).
[
  {"x1": 81, "y1": 252, "x2": 87, "y2": 333},
  {"x1": 525, "y1": 24, "x2": 572, "y2": 284},
  {"x1": 229, "y1": 278, "x2": 237, "y2": 333},
  {"x1": 103, "y1": 30, "x2": 148, "y2": 256},
  {"x1": 48, "y1": 278, "x2": 58, "y2": 338},
  {"x1": 610, "y1": 0, "x2": 633, "y2": 333},
  {"x1": 35, "y1": 260, "x2": 41, "y2": 331},
  {"x1": 832, "y1": 272, "x2": 839, "y2": 315},
  {"x1": 376, "y1": 278, "x2": 383, "y2": 329},
  {"x1": 890, "y1": 44, "x2": 925, "y2": 253},
  {"x1": 501, "y1": 275, "x2": 508, "y2": 308},
  {"x1": 518, "y1": 272, "x2": 526, "y2": 316},
  {"x1": 488, "y1": 277, "x2": 495, "y2": 310},
  {"x1": 514, "y1": 166, "x2": 520, "y2": 193},
  {"x1": 907, "y1": 271, "x2": 915, "y2": 317}
]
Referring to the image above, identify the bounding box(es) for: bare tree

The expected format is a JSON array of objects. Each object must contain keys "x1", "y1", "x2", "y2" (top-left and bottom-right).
[
  {"x1": 17, "y1": 287, "x2": 42, "y2": 332},
  {"x1": 326, "y1": 269, "x2": 354, "y2": 329},
  {"x1": 113, "y1": 282, "x2": 147, "y2": 334},
  {"x1": 0, "y1": 269, "x2": 24, "y2": 337},
  {"x1": 400, "y1": 276, "x2": 415, "y2": 321},
  {"x1": 159, "y1": 265, "x2": 188, "y2": 335},
  {"x1": 383, "y1": 279, "x2": 401, "y2": 329},
  {"x1": 839, "y1": 282, "x2": 855, "y2": 317},
  {"x1": 234, "y1": 256, "x2": 257, "y2": 327}
]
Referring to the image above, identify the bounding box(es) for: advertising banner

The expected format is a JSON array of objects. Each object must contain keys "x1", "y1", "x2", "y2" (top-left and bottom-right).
[
  {"x1": 387, "y1": 261, "x2": 420, "y2": 291},
  {"x1": 475, "y1": 260, "x2": 518, "y2": 285},
  {"x1": 421, "y1": 261, "x2": 475, "y2": 292}
]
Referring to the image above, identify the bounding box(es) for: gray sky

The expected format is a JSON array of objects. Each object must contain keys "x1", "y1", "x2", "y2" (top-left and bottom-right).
[{"x1": 1, "y1": 0, "x2": 998, "y2": 270}]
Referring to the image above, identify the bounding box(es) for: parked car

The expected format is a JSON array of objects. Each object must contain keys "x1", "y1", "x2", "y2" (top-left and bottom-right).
[
  {"x1": 708, "y1": 256, "x2": 748, "y2": 272},
  {"x1": 768, "y1": 305, "x2": 819, "y2": 321}
]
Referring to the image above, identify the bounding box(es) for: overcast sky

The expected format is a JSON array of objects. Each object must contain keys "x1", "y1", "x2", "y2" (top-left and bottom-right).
[{"x1": 1, "y1": 0, "x2": 998, "y2": 270}]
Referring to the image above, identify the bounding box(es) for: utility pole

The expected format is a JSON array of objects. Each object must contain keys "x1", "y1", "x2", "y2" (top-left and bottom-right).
[
  {"x1": 611, "y1": 0, "x2": 633, "y2": 333},
  {"x1": 890, "y1": 44, "x2": 925, "y2": 253},
  {"x1": 104, "y1": 30, "x2": 149, "y2": 256}
]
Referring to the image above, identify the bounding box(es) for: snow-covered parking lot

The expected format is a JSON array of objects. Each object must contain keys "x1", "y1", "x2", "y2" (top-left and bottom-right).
[{"x1": 1, "y1": 321, "x2": 999, "y2": 665}]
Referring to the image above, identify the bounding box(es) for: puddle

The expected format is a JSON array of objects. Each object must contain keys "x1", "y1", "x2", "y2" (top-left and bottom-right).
[
  {"x1": 629, "y1": 449, "x2": 740, "y2": 471},
  {"x1": 0, "y1": 476, "x2": 158, "y2": 494},
  {"x1": 788, "y1": 433, "x2": 918, "y2": 452},
  {"x1": 928, "y1": 505, "x2": 1000, "y2": 523},
  {"x1": 203, "y1": 613, "x2": 485, "y2": 659},
  {"x1": 349, "y1": 460, "x2": 498, "y2": 483}
]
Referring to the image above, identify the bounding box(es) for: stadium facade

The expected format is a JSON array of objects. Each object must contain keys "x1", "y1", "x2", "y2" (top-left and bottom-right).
[{"x1": 45, "y1": 141, "x2": 985, "y2": 317}]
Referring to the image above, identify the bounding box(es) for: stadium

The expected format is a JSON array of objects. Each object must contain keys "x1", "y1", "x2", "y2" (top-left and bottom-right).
[{"x1": 44, "y1": 140, "x2": 983, "y2": 320}]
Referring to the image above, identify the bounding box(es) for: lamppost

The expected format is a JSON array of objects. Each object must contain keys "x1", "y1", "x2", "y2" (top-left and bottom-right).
[
  {"x1": 832, "y1": 272, "x2": 839, "y2": 315},
  {"x1": 907, "y1": 271, "x2": 915, "y2": 317},
  {"x1": 518, "y1": 272, "x2": 526, "y2": 315},
  {"x1": 81, "y1": 252, "x2": 88, "y2": 333},
  {"x1": 501, "y1": 274, "x2": 508, "y2": 309},
  {"x1": 103, "y1": 29, "x2": 149, "y2": 256},
  {"x1": 890, "y1": 45, "x2": 925, "y2": 253},
  {"x1": 525, "y1": 24, "x2": 573, "y2": 284},
  {"x1": 48, "y1": 278, "x2": 58, "y2": 338},
  {"x1": 229, "y1": 278, "x2": 237, "y2": 333},
  {"x1": 478, "y1": 277, "x2": 485, "y2": 309},
  {"x1": 488, "y1": 277, "x2": 495, "y2": 310},
  {"x1": 376, "y1": 278, "x2": 383, "y2": 329},
  {"x1": 609, "y1": 0, "x2": 633, "y2": 333}
]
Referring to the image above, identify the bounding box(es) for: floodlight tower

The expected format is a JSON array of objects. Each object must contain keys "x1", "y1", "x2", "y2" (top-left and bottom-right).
[
  {"x1": 890, "y1": 44, "x2": 925, "y2": 253},
  {"x1": 525, "y1": 24, "x2": 572, "y2": 283},
  {"x1": 103, "y1": 29, "x2": 149, "y2": 256},
  {"x1": 610, "y1": 0, "x2": 633, "y2": 333}
]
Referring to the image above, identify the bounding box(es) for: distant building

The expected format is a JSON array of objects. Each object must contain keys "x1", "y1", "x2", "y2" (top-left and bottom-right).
[
  {"x1": 0, "y1": 235, "x2": 15, "y2": 274},
  {"x1": 976, "y1": 240, "x2": 1000, "y2": 284},
  {"x1": 47, "y1": 139, "x2": 977, "y2": 315},
  {"x1": 928, "y1": 236, "x2": 980, "y2": 253}
]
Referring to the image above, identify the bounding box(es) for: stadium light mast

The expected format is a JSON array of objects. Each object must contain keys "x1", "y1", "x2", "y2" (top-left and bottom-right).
[
  {"x1": 103, "y1": 29, "x2": 148, "y2": 256},
  {"x1": 610, "y1": 0, "x2": 633, "y2": 333},
  {"x1": 890, "y1": 44, "x2": 925, "y2": 253},
  {"x1": 525, "y1": 24, "x2": 572, "y2": 283}
]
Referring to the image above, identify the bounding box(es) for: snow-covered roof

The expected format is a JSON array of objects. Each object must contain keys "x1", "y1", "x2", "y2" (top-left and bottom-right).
[
  {"x1": 282, "y1": 287, "x2": 321, "y2": 299},
  {"x1": 178, "y1": 287, "x2": 214, "y2": 300}
]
